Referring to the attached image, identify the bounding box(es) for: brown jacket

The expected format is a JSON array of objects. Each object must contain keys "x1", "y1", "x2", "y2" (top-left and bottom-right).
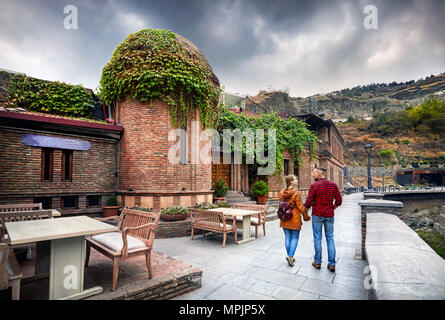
[{"x1": 279, "y1": 187, "x2": 310, "y2": 230}]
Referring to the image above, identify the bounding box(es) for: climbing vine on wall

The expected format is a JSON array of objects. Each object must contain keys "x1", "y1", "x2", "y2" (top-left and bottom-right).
[
  {"x1": 5, "y1": 72, "x2": 95, "y2": 118},
  {"x1": 217, "y1": 109, "x2": 320, "y2": 174},
  {"x1": 99, "y1": 29, "x2": 221, "y2": 128}
]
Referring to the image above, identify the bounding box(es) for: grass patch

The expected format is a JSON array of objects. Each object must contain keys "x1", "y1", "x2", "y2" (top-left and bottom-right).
[{"x1": 416, "y1": 230, "x2": 445, "y2": 259}]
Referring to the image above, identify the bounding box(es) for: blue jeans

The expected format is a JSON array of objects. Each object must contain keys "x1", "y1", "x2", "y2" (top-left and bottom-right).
[
  {"x1": 283, "y1": 228, "x2": 300, "y2": 257},
  {"x1": 312, "y1": 215, "x2": 336, "y2": 266}
]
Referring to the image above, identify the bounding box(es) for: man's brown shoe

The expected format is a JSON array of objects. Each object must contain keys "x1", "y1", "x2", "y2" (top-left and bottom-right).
[
  {"x1": 312, "y1": 261, "x2": 321, "y2": 269},
  {"x1": 327, "y1": 264, "x2": 336, "y2": 272}
]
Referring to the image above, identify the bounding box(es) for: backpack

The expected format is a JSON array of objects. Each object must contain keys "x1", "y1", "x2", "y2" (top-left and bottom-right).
[{"x1": 277, "y1": 194, "x2": 293, "y2": 221}]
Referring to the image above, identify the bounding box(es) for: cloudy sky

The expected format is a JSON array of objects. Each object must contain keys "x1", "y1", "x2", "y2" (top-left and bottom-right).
[{"x1": 1, "y1": 0, "x2": 444, "y2": 97}]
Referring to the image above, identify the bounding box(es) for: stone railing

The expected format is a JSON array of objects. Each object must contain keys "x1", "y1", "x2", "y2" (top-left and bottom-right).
[{"x1": 359, "y1": 198, "x2": 445, "y2": 299}]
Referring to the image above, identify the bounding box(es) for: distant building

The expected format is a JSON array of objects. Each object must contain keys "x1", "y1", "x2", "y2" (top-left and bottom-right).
[{"x1": 396, "y1": 167, "x2": 445, "y2": 186}]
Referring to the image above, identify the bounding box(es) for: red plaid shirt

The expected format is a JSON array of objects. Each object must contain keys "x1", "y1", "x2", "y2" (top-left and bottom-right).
[{"x1": 304, "y1": 178, "x2": 342, "y2": 218}]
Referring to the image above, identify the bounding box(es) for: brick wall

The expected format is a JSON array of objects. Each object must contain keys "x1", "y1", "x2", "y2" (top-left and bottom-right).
[
  {"x1": 117, "y1": 99, "x2": 212, "y2": 194},
  {"x1": 0, "y1": 127, "x2": 118, "y2": 213}
]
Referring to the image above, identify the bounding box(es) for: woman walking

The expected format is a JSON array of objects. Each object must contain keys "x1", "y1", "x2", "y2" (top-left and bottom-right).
[{"x1": 279, "y1": 174, "x2": 310, "y2": 267}]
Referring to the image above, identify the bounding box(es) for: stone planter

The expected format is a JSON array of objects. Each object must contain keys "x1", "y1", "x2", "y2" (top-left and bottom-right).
[
  {"x1": 160, "y1": 213, "x2": 188, "y2": 222},
  {"x1": 103, "y1": 206, "x2": 120, "y2": 217}
]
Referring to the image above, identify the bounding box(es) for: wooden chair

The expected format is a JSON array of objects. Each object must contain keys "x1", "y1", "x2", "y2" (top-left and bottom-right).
[
  {"x1": 85, "y1": 208, "x2": 161, "y2": 291},
  {"x1": 189, "y1": 209, "x2": 237, "y2": 247},
  {"x1": 0, "y1": 243, "x2": 23, "y2": 300},
  {"x1": 232, "y1": 203, "x2": 268, "y2": 238}
]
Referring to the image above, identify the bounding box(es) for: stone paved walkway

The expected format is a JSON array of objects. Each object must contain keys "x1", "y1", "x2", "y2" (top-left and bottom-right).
[{"x1": 155, "y1": 193, "x2": 369, "y2": 300}]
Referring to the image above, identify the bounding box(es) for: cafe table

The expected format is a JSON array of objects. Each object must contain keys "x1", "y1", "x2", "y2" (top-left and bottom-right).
[
  {"x1": 5, "y1": 215, "x2": 118, "y2": 300},
  {"x1": 207, "y1": 207, "x2": 261, "y2": 244}
]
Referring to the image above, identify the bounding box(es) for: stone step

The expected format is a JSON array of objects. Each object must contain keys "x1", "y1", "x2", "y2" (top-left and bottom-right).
[
  {"x1": 226, "y1": 200, "x2": 257, "y2": 205},
  {"x1": 226, "y1": 195, "x2": 251, "y2": 200}
]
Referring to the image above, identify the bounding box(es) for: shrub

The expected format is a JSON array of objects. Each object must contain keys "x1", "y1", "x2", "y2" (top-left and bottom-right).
[
  {"x1": 127, "y1": 206, "x2": 151, "y2": 212},
  {"x1": 216, "y1": 201, "x2": 231, "y2": 208},
  {"x1": 402, "y1": 139, "x2": 410, "y2": 144},
  {"x1": 213, "y1": 179, "x2": 228, "y2": 197},
  {"x1": 251, "y1": 180, "x2": 269, "y2": 196},
  {"x1": 105, "y1": 196, "x2": 118, "y2": 206},
  {"x1": 161, "y1": 206, "x2": 188, "y2": 216},
  {"x1": 194, "y1": 202, "x2": 218, "y2": 209},
  {"x1": 346, "y1": 116, "x2": 354, "y2": 123},
  {"x1": 380, "y1": 149, "x2": 394, "y2": 157}
]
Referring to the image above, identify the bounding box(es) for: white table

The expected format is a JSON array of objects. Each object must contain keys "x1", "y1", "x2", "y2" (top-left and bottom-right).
[
  {"x1": 5, "y1": 215, "x2": 117, "y2": 300},
  {"x1": 207, "y1": 207, "x2": 261, "y2": 244}
]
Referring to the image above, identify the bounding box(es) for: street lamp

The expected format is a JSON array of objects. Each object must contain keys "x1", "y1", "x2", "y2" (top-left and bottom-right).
[{"x1": 365, "y1": 143, "x2": 373, "y2": 190}]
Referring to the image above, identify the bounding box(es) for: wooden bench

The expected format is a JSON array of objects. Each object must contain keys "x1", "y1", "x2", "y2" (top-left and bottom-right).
[
  {"x1": 0, "y1": 243, "x2": 23, "y2": 300},
  {"x1": 85, "y1": 208, "x2": 161, "y2": 291},
  {"x1": 189, "y1": 209, "x2": 238, "y2": 247},
  {"x1": 232, "y1": 204, "x2": 268, "y2": 239},
  {"x1": 1, "y1": 208, "x2": 55, "y2": 244}
]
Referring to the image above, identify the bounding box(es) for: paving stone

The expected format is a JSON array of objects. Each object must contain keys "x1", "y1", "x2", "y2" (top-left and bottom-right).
[
  {"x1": 227, "y1": 274, "x2": 257, "y2": 290},
  {"x1": 249, "y1": 279, "x2": 280, "y2": 296},
  {"x1": 206, "y1": 284, "x2": 276, "y2": 300}
]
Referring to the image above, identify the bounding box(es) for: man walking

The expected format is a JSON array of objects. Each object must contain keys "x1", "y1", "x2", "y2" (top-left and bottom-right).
[{"x1": 304, "y1": 167, "x2": 342, "y2": 272}]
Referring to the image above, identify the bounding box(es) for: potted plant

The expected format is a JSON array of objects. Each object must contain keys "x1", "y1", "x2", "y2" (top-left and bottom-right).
[
  {"x1": 160, "y1": 206, "x2": 189, "y2": 221},
  {"x1": 194, "y1": 202, "x2": 218, "y2": 210},
  {"x1": 251, "y1": 180, "x2": 269, "y2": 204},
  {"x1": 215, "y1": 200, "x2": 231, "y2": 208},
  {"x1": 213, "y1": 178, "x2": 228, "y2": 203},
  {"x1": 103, "y1": 196, "x2": 120, "y2": 217}
]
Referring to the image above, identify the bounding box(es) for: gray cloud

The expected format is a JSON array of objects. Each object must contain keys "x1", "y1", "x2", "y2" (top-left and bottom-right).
[{"x1": 0, "y1": 0, "x2": 444, "y2": 97}]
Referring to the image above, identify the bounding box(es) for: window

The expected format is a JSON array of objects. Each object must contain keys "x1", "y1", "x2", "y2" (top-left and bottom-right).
[
  {"x1": 62, "y1": 150, "x2": 73, "y2": 181},
  {"x1": 61, "y1": 196, "x2": 78, "y2": 209},
  {"x1": 284, "y1": 159, "x2": 290, "y2": 176},
  {"x1": 33, "y1": 197, "x2": 52, "y2": 209},
  {"x1": 87, "y1": 195, "x2": 101, "y2": 208},
  {"x1": 41, "y1": 148, "x2": 54, "y2": 181}
]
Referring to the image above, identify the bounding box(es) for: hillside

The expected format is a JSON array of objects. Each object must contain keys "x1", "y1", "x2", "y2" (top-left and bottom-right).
[
  {"x1": 245, "y1": 73, "x2": 445, "y2": 121},
  {"x1": 337, "y1": 121, "x2": 445, "y2": 167}
]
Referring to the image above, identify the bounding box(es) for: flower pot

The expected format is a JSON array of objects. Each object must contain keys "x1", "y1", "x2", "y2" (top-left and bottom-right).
[
  {"x1": 256, "y1": 195, "x2": 267, "y2": 205},
  {"x1": 213, "y1": 197, "x2": 225, "y2": 203},
  {"x1": 160, "y1": 213, "x2": 188, "y2": 222},
  {"x1": 103, "y1": 206, "x2": 120, "y2": 217}
]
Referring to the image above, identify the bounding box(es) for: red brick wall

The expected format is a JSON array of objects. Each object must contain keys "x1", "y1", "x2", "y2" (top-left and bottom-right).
[
  {"x1": 0, "y1": 127, "x2": 118, "y2": 212},
  {"x1": 117, "y1": 99, "x2": 212, "y2": 194}
]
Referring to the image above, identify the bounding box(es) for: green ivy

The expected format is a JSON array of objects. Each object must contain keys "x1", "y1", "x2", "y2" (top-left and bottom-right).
[
  {"x1": 5, "y1": 72, "x2": 95, "y2": 118},
  {"x1": 217, "y1": 109, "x2": 319, "y2": 174},
  {"x1": 99, "y1": 29, "x2": 221, "y2": 128}
]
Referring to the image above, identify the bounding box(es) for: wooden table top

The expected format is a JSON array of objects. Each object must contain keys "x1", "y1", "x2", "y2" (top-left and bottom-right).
[
  {"x1": 5, "y1": 215, "x2": 118, "y2": 245},
  {"x1": 207, "y1": 207, "x2": 261, "y2": 216}
]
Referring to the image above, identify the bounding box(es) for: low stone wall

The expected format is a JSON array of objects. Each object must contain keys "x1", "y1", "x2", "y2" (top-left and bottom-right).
[
  {"x1": 366, "y1": 213, "x2": 445, "y2": 299},
  {"x1": 157, "y1": 218, "x2": 192, "y2": 238},
  {"x1": 363, "y1": 192, "x2": 384, "y2": 200},
  {"x1": 359, "y1": 199, "x2": 403, "y2": 260}
]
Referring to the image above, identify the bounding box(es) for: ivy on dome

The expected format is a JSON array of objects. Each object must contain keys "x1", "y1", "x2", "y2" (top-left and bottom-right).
[{"x1": 99, "y1": 29, "x2": 222, "y2": 128}]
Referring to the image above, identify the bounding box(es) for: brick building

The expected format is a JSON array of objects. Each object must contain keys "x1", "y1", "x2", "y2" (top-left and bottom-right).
[
  {"x1": 212, "y1": 108, "x2": 345, "y2": 199},
  {"x1": 0, "y1": 108, "x2": 123, "y2": 214}
]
